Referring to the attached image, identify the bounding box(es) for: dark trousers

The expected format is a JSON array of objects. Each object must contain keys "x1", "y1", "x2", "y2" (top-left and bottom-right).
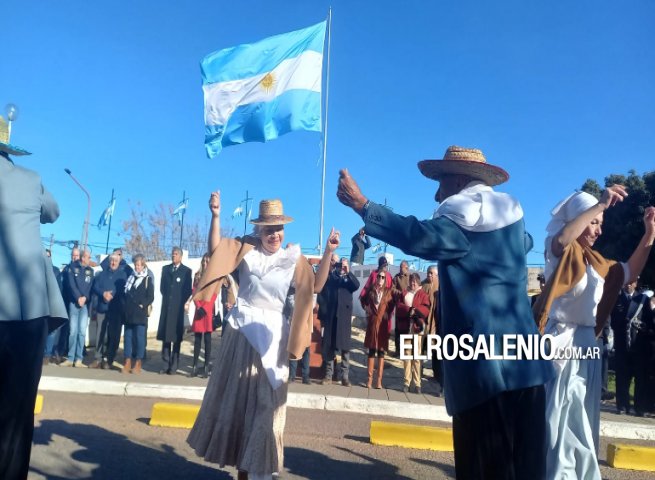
[
  {"x1": 615, "y1": 349, "x2": 634, "y2": 411},
  {"x1": 634, "y1": 338, "x2": 655, "y2": 414},
  {"x1": 0, "y1": 318, "x2": 48, "y2": 480},
  {"x1": 105, "y1": 313, "x2": 123, "y2": 365},
  {"x1": 453, "y1": 385, "x2": 546, "y2": 480},
  {"x1": 290, "y1": 347, "x2": 311, "y2": 381},
  {"x1": 193, "y1": 332, "x2": 212, "y2": 367},
  {"x1": 324, "y1": 348, "x2": 350, "y2": 381},
  {"x1": 162, "y1": 341, "x2": 181, "y2": 373}
]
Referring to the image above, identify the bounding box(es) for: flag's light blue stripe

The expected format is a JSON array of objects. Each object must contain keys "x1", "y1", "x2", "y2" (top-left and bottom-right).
[
  {"x1": 201, "y1": 21, "x2": 326, "y2": 85},
  {"x1": 204, "y1": 89, "x2": 321, "y2": 158}
]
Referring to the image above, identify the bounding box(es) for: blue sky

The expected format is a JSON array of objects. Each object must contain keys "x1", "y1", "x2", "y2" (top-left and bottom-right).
[{"x1": 3, "y1": 1, "x2": 654, "y2": 269}]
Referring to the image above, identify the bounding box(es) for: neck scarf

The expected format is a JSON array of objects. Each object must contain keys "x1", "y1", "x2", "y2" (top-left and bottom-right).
[
  {"x1": 125, "y1": 267, "x2": 148, "y2": 292},
  {"x1": 533, "y1": 240, "x2": 624, "y2": 336}
]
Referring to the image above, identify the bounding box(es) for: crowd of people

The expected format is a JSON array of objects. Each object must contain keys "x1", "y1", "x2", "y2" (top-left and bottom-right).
[{"x1": 2, "y1": 132, "x2": 655, "y2": 480}]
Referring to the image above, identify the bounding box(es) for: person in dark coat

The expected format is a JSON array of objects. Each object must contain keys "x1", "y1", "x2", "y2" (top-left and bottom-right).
[
  {"x1": 157, "y1": 246, "x2": 193, "y2": 374},
  {"x1": 349, "y1": 227, "x2": 371, "y2": 265},
  {"x1": 91, "y1": 253, "x2": 128, "y2": 369},
  {"x1": 123, "y1": 254, "x2": 154, "y2": 374},
  {"x1": 318, "y1": 258, "x2": 360, "y2": 386},
  {"x1": 610, "y1": 280, "x2": 647, "y2": 414}
]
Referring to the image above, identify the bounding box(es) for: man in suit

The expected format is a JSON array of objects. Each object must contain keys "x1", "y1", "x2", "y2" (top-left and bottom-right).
[
  {"x1": 318, "y1": 257, "x2": 360, "y2": 386},
  {"x1": 0, "y1": 117, "x2": 67, "y2": 479},
  {"x1": 611, "y1": 280, "x2": 648, "y2": 414},
  {"x1": 338, "y1": 145, "x2": 554, "y2": 479},
  {"x1": 157, "y1": 246, "x2": 193, "y2": 374},
  {"x1": 349, "y1": 227, "x2": 371, "y2": 265}
]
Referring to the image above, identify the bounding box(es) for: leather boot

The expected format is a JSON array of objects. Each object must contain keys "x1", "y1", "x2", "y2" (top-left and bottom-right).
[
  {"x1": 133, "y1": 359, "x2": 142, "y2": 374},
  {"x1": 122, "y1": 358, "x2": 132, "y2": 374},
  {"x1": 375, "y1": 357, "x2": 385, "y2": 389},
  {"x1": 169, "y1": 352, "x2": 179, "y2": 375},
  {"x1": 366, "y1": 357, "x2": 375, "y2": 389}
]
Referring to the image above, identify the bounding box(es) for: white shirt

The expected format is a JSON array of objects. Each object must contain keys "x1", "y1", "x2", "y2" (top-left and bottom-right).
[{"x1": 228, "y1": 244, "x2": 300, "y2": 390}]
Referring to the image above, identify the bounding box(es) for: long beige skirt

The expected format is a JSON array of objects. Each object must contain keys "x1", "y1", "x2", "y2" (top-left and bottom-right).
[{"x1": 187, "y1": 324, "x2": 288, "y2": 475}]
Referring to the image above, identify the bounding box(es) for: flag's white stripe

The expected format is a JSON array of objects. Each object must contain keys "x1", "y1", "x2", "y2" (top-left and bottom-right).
[{"x1": 203, "y1": 50, "x2": 322, "y2": 126}]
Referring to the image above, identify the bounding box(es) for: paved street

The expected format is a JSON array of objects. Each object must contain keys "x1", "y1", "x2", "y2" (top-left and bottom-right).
[{"x1": 29, "y1": 392, "x2": 655, "y2": 479}]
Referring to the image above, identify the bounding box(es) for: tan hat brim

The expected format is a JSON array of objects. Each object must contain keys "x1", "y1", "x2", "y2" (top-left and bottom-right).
[
  {"x1": 250, "y1": 215, "x2": 294, "y2": 226},
  {"x1": 0, "y1": 143, "x2": 31, "y2": 156},
  {"x1": 417, "y1": 159, "x2": 509, "y2": 186}
]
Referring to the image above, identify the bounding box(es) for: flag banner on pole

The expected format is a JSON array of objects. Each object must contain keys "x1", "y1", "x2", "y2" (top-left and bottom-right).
[
  {"x1": 173, "y1": 199, "x2": 189, "y2": 225},
  {"x1": 98, "y1": 199, "x2": 115, "y2": 230},
  {"x1": 232, "y1": 205, "x2": 243, "y2": 219},
  {"x1": 201, "y1": 21, "x2": 326, "y2": 158}
]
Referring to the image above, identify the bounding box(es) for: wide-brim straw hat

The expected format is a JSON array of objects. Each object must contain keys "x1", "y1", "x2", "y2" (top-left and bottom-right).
[
  {"x1": 250, "y1": 199, "x2": 294, "y2": 225},
  {"x1": 418, "y1": 145, "x2": 508, "y2": 186},
  {"x1": 0, "y1": 117, "x2": 31, "y2": 156}
]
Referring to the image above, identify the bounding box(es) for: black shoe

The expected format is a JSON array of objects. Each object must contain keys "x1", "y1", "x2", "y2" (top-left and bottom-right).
[
  {"x1": 190, "y1": 366, "x2": 198, "y2": 378},
  {"x1": 341, "y1": 378, "x2": 351, "y2": 387},
  {"x1": 159, "y1": 368, "x2": 170, "y2": 375},
  {"x1": 616, "y1": 407, "x2": 627, "y2": 415},
  {"x1": 302, "y1": 377, "x2": 311, "y2": 385},
  {"x1": 415, "y1": 386, "x2": 422, "y2": 394},
  {"x1": 635, "y1": 411, "x2": 645, "y2": 417},
  {"x1": 403, "y1": 386, "x2": 409, "y2": 393}
]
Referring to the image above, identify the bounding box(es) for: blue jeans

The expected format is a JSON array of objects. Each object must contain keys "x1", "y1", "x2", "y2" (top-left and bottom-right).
[
  {"x1": 289, "y1": 347, "x2": 310, "y2": 381},
  {"x1": 124, "y1": 324, "x2": 146, "y2": 360},
  {"x1": 44, "y1": 326, "x2": 61, "y2": 357},
  {"x1": 67, "y1": 302, "x2": 89, "y2": 362}
]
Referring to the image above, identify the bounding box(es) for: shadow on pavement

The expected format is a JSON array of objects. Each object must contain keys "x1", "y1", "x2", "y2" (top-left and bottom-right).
[
  {"x1": 31, "y1": 419, "x2": 229, "y2": 479},
  {"x1": 410, "y1": 457, "x2": 456, "y2": 478},
  {"x1": 285, "y1": 445, "x2": 414, "y2": 480}
]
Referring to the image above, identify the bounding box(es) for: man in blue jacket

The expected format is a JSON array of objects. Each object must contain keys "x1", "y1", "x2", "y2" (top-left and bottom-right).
[
  {"x1": 91, "y1": 253, "x2": 128, "y2": 369},
  {"x1": 338, "y1": 145, "x2": 554, "y2": 479},
  {"x1": 61, "y1": 250, "x2": 94, "y2": 367}
]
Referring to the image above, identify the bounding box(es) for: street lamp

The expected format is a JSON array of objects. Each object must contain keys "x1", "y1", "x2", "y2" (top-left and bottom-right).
[
  {"x1": 64, "y1": 168, "x2": 91, "y2": 253},
  {"x1": 5, "y1": 104, "x2": 19, "y2": 142}
]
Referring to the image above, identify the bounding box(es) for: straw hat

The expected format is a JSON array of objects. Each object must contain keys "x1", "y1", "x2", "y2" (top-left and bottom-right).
[
  {"x1": 250, "y1": 199, "x2": 294, "y2": 225},
  {"x1": 417, "y1": 146, "x2": 508, "y2": 186},
  {"x1": 0, "y1": 117, "x2": 31, "y2": 156}
]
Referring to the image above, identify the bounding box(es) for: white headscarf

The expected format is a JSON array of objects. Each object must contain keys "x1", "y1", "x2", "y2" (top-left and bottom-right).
[{"x1": 545, "y1": 191, "x2": 599, "y2": 236}]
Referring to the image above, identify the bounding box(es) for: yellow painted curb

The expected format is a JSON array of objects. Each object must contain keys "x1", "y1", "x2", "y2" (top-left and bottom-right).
[
  {"x1": 149, "y1": 402, "x2": 200, "y2": 428},
  {"x1": 607, "y1": 443, "x2": 655, "y2": 472},
  {"x1": 370, "y1": 421, "x2": 454, "y2": 451},
  {"x1": 34, "y1": 394, "x2": 43, "y2": 414}
]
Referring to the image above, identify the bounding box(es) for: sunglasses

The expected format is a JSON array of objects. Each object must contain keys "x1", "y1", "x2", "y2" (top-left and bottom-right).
[{"x1": 378, "y1": 275, "x2": 386, "y2": 279}]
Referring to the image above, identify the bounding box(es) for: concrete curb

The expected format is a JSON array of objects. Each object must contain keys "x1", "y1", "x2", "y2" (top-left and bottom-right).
[
  {"x1": 150, "y1": 403, "x2": 200, "y2": 429},
  {"x1": 39, "y1": 376, "x2": 655, "y2": 441},
  {"x1": 607, "y1": 443, "x2": 655, "y2": 472},
  {"x1": 34, "y1": 394, "x2": 43, "y2": 414},
  {"x1": 370, "y1": 421, "x2": 453, "y2": 451}
]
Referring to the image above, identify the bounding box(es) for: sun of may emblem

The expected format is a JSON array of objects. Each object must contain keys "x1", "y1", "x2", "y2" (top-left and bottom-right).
[{"x1": 260, "y1": 72, "x2": 275, "y2": 93}]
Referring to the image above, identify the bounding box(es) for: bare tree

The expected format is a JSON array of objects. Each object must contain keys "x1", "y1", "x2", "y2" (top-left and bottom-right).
[{"x1": 121, "y1": 200, "x2": 234, "y2": 261}]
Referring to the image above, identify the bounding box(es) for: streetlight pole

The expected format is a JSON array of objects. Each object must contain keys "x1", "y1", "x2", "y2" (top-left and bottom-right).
[{"x1": 64, "y1": 168, "x2": 91, "y2": 253}]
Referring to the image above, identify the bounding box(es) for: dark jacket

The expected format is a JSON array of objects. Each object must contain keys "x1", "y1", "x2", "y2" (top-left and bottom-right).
[
  {"x1": 100, "y1": 255, "x2": 134, "y2": 277},
  {"x1": 350, "y1": 233, "x2": 371, "y2": 264},
  {"x1": 124, "y1": 274, "x2": 155, "y2": 326},
  {"x1": 157, "y1": 263, "x2": 193, "y2": 343},
  {"x1": 66, "y1": 260, "x2": 94, "y2": 305},
  {"x1": 363, "y1": 200, "x2": 554, "y2": 415},
  {"x1": 318, "y1": 268, "x2": 360, "y2": 351},
  {"x1": 93, "y1": 267, "x2": 128, "y2": 314},
  {"x1": 611, "y1": 290, "x2": 649, "y2": 352}
]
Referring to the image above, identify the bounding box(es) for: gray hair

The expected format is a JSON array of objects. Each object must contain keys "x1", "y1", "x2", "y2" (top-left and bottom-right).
[
  {"x1": 109, "y1": 253, "x2": 120, "y2": 262},
  {"x1": 132, "y1": 253, "x2": 146, "y2": 265},
  {"x1": 172, "y1": 246, "x2": 182, "y2": 256}
]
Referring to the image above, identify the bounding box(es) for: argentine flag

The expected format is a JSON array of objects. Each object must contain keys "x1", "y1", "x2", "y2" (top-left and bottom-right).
[
  {"x1": 98, "y1": 199, "x2": 115, "y2": 230},
  {"x1": 201, "y1": 21, "x2": 326, "y2": 158}
]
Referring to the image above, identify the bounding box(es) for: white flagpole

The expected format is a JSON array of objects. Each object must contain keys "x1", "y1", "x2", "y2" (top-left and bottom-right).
[{"x1": 318, "y1": 7, "x2": 332, "y2": 255}]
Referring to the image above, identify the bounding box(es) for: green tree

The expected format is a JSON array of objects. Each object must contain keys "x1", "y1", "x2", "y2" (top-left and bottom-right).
[{"x1": 581, "y1": 170, "x2": 655, "y2": 289}]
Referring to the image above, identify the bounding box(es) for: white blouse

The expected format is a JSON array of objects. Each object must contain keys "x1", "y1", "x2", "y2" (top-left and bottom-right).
[{"x1": 227, "y1": 244, "x2": 300, "y2": 390}]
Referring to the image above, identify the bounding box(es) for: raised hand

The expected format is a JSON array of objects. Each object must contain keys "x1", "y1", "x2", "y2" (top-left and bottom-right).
[
  {"x1": 600, "y1": 184, "x2": 628, "y2": 209},
  {"x1": 326, "y1": 227, "x2": 341, "y2": 252},
  {"x1": 337, "y1": 169, "x2": 368, "y2": 214},
  {"x1": 209, "y1": 191, "x2": 221, "y2": 218}
]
